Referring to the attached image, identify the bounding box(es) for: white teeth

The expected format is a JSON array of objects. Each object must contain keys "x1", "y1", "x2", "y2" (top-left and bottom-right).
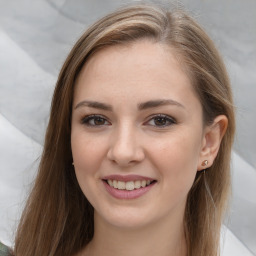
[
  {"x1": 113, "y1": 180, "x2": 118, "y2": 188},
  {"x1": 141, "y1": 180, "x2": 146, "y2": 187},
  {"x1": 117, "y1": 181, "x2": 126, "y2": 190},
  {"x1": 134, "y1": 180, "x2": 141, "y2": 189},
  {"x1": 107, "y1": 179, "x2": 153, "y2": 191},
  {"x1": 126, "y1": 181, "x2": 135, "y2": 190}
]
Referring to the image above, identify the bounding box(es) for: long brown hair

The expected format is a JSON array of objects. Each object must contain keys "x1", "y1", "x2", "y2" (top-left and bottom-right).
[{"x1": 14, "y1": 3, "x2": 235, "y2": 256}]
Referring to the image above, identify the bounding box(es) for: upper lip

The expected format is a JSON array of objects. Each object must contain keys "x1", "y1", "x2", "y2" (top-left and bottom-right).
[{"x1": 102, "y1": 174, "x2": 156, "y2": 182}]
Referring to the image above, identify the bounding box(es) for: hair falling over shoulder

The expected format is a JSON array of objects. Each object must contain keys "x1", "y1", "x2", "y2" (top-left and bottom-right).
[{"x1": 14, "y1": 3, "x2": 235, "y2": 256}]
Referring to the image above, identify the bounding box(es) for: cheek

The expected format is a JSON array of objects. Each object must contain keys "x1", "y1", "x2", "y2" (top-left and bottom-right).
[
  {"x1": 148, "y1": 130, "x2": 202, "y2": 189},
  {"x1": 71, "y1": 132, "x2": 108, "y2": 203},
  {"x1": 71, "y1": 132, "x2": 107, "y2": 177}
]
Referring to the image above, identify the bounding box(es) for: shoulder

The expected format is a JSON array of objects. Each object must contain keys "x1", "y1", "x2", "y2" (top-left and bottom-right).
[{"x1": 0, "y1": 242, "x2": 13, "y2": 256}]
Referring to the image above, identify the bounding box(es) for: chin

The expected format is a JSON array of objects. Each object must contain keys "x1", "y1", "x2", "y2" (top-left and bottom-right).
[{"x1": 96, "y1": 207, "x2": 155, "y2": 230}]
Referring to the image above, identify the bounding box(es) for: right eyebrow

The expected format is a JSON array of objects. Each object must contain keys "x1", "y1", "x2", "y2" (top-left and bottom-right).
[
  {"x1": 138, "y1": 99, "x2": 185, "y2": 110},
  {"x1": 74, "y1": 100, "x2": 113, "y2": 111}
]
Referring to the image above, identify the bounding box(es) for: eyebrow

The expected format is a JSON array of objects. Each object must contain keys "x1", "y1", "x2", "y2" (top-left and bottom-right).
[
  {"x1": 138, "y1": 99, "x2": 185, "y2": 110},
  {"x1": 74, "y1": 99, "x2": 185, "y2": 111},
  {"x1": 74, "y1": 100, "x2": 113, "y2": 111}
]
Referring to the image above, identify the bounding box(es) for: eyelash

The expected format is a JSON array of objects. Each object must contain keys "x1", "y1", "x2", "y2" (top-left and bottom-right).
[
  {"x1": 80, "y1": 114, "x2": 176, "y2": 128},
  {"x1": 81, "y1": 115, "x2": 111, "y2": 127},
  {"x1": 146, "y1": 114, "x2": 176, "y2": 128}
]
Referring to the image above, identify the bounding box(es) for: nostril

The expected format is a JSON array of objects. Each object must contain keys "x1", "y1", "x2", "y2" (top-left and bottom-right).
[{"x1": 106, "y1": 140, "x2": 145, "y2": 166}]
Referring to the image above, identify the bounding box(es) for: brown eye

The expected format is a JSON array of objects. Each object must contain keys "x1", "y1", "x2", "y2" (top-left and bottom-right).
[
  {"x1": 94, "y1": 116, "x2": 105, "y2": 125},
  {"x1": 81, "y1": 115, "x2": 110, "y2": 126},
  {"x1": 154, "y1": 116, "x2": 168, "y2": 126},
  {"x1": 146, "y1": 114, "x2": 176, "y2": 127}
]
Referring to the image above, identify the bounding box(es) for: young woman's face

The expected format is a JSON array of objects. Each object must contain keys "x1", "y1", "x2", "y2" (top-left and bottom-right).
[{"x1": 71, "y1": 40, "x2": 206, "y2": 229}]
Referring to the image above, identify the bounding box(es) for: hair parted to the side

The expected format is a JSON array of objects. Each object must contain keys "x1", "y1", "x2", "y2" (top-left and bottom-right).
[{"x1": 14, "y1": 3, "x2": 235, "y2": 256}]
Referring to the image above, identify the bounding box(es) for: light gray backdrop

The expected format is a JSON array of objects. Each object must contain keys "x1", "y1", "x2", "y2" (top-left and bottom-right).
[{"x1": 0, "y1": 0, "x2": 255, "y2": 255}]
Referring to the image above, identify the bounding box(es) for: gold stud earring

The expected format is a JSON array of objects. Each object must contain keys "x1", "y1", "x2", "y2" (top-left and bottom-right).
[{"x1": 202, "y1": 160, "x2": 208, "y2": 167}]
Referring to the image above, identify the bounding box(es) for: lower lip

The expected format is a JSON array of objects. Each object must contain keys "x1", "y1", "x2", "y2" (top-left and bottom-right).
[{"x1": 103, "y1": 181, "x2": 156, "y2": 199}]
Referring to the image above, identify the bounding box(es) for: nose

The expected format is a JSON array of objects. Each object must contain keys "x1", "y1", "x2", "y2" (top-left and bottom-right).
[{"x1": 107, "y1": 123, "x2": 145, "y2": 167}]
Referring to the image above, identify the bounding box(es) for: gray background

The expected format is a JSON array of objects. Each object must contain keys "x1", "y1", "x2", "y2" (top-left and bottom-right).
[{"x1": 0, "y1": 0, "x2": 255, "y2": 255}]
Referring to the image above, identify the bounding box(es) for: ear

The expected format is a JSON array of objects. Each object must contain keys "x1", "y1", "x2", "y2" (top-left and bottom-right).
[{"x1": 197, "y1": 115, "x2": 228, "y2": 171}]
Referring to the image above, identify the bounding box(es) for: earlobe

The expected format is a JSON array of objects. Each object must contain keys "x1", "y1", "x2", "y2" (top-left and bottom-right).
[{"x1": 197, "y1": 115, "x2": 228, "y2": 171}]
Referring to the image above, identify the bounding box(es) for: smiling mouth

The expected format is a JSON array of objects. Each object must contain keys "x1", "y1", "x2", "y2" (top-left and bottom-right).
[{"x1": 103, "y1": 179, "x2": 157, "y2": 191}]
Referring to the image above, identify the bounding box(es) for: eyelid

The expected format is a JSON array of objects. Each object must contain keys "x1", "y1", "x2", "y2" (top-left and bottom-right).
[
  {"x1": 80, "y1": 113, "x2": 176, "y2": 128},
  {"x1": 144, "y1": 114, "x2": 177, "y2": 127},
  {"x1": 81, "y1": 114, "x2": 111, "y2": 126}
]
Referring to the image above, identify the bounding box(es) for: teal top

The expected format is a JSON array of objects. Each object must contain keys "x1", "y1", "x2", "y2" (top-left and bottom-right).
[{"x1": 0, "y1": 242, "x2": 13, "y2": 256}]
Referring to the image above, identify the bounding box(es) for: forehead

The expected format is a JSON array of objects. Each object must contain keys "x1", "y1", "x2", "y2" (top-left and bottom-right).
[
  {"x1": 74, "y1": 40, "x2": 200, "y2": 112},
  {"x1": 78, "y1": 40, "x2": 187, "y2": 83}
]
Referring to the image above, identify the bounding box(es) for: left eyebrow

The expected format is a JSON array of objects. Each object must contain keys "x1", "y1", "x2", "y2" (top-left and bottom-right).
[
  {"x1": 74, "y1": 100, "x2": 113, "y2": 111},
  {"x1": 138, "y1": 99, "x2": 185, "y2": 110}
]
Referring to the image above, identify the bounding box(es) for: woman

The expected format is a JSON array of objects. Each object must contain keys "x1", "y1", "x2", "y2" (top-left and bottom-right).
[{"x1": 1, "y1": 3, "x2": 235, "y2": 256}]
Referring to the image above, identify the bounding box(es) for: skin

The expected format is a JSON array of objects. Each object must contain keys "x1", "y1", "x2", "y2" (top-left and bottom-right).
[{"x1": 71, "y1": 40, "x2": 227, "y2": 256}]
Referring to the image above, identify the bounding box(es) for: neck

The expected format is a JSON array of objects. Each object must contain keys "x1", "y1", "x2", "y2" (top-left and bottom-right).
[{"x1": 82, "y1": 211, "x2": 187, "y2": 256}]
